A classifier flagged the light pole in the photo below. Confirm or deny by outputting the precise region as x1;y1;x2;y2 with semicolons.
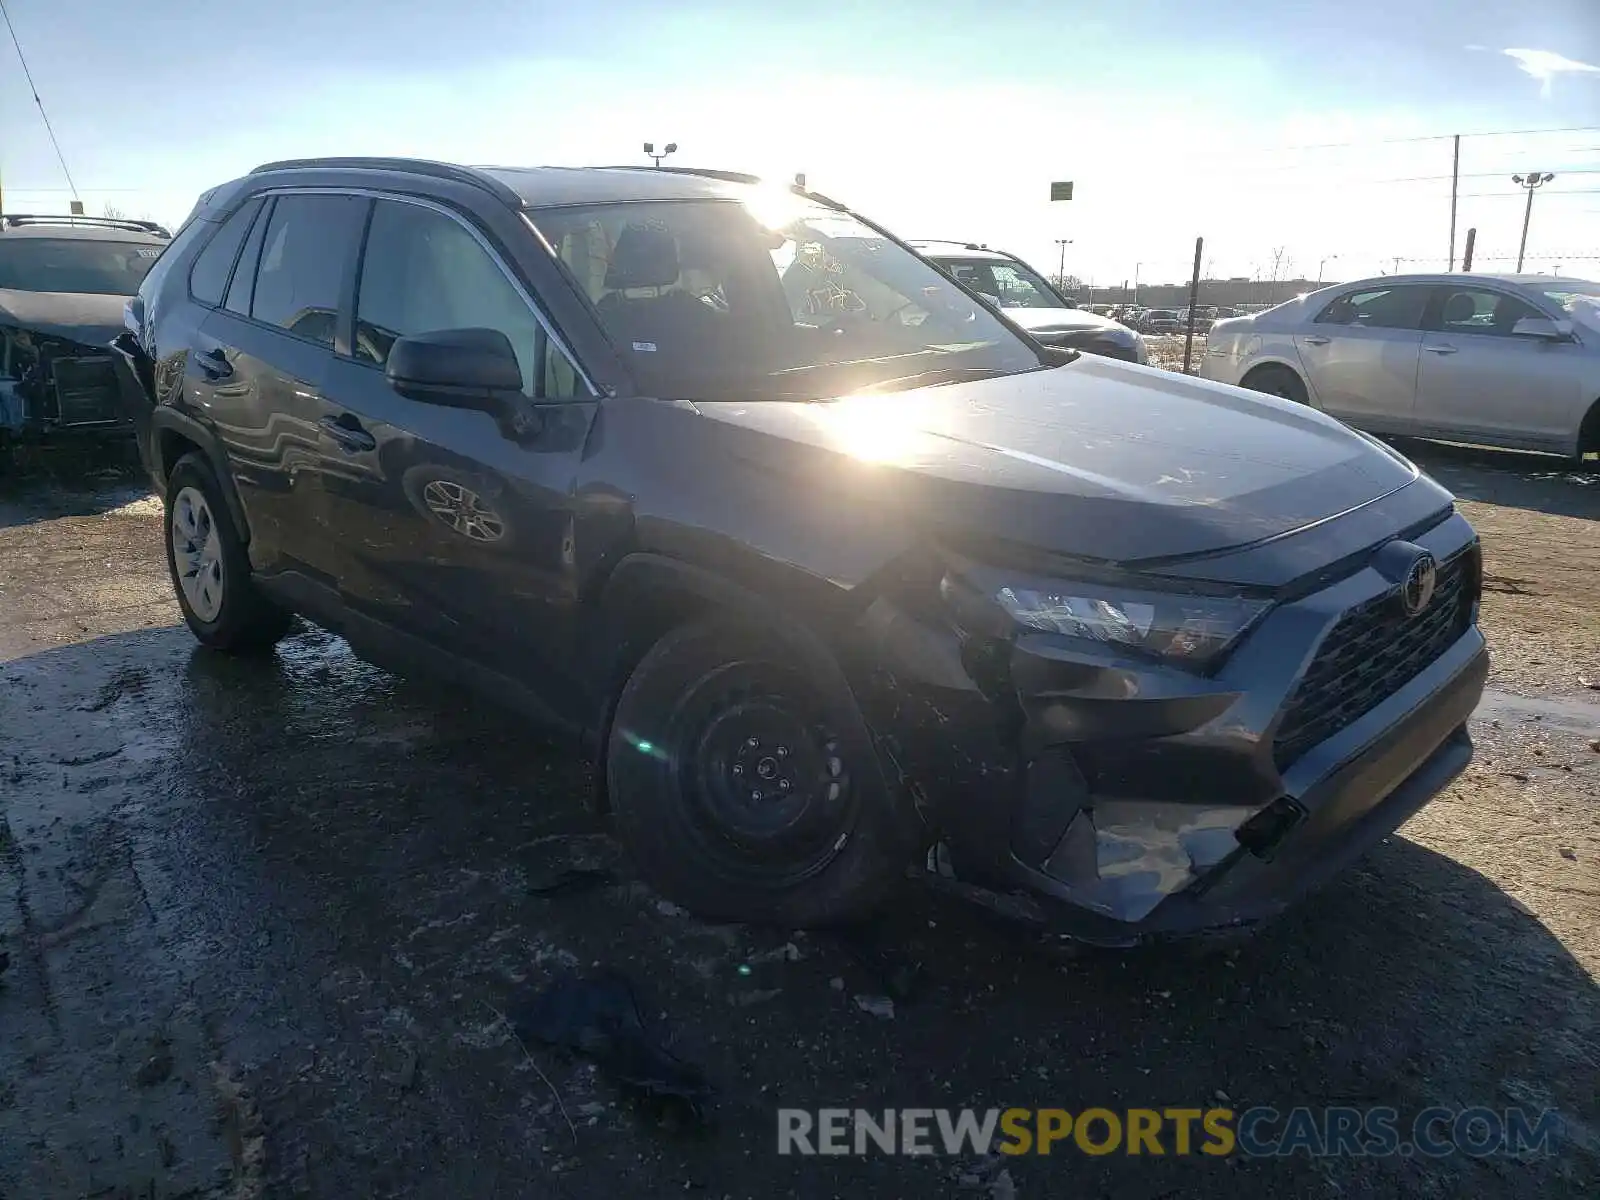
1133;262;1143;305
643;141;678;168
1318;255;1338;285
1512;172;1555;272
1055;239;1073;292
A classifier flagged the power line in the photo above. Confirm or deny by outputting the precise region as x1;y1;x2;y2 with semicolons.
1278;123;1600;151
1374;167;1600;184
0;0;80;204
1457;188;1600;198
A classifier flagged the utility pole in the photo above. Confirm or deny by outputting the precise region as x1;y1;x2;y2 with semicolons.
1391;256;1402;275
1182;237;1204;375
1448;134;1460;271
1055;239;1072;291
1512;172;1555;271
1462;228;1477;272
1318;255;1338;285
1133;263;1143;305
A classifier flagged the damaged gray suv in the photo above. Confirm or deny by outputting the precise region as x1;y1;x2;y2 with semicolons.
117;158;1488;942
1;213;169;455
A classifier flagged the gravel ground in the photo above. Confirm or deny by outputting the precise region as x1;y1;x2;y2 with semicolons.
1;443;1596;1199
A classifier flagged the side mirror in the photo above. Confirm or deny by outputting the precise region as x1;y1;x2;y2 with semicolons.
386;328;524;408
1510;316;1571;341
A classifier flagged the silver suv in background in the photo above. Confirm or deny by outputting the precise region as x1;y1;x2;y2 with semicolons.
1203;273;1600;461
911;241;1148;364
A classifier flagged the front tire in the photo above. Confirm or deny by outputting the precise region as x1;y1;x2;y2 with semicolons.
605;619;910;927
1243;364;1309;405
164;453;292;652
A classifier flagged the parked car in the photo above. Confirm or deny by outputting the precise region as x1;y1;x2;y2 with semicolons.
1203;273;1600;460
0;214;170;455
1139;309;1183;335
117;158;1487;941
910;241;1148;364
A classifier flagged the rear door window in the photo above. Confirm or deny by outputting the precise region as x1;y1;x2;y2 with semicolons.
224;198;272;317
1314;286;1429;331
188;198;263;306
248;194;367;347
1426;286;1545;337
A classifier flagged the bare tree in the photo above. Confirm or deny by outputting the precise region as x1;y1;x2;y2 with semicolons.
102;201;160;225
1267;246;1293;284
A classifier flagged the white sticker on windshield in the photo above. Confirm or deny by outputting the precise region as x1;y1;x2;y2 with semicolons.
632;341;658;352
135;248;161;257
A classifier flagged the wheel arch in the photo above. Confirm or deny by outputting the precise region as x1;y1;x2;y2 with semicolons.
150;407;251;543
1579;395;1600;457
1240;358;1307;388
1239;358;1316;406
584;551;864;811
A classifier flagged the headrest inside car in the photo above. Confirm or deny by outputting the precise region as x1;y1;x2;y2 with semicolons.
1442;293;1476;324
605;225;681;290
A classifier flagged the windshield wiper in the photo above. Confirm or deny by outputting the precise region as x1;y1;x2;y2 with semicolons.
856;365;1041;395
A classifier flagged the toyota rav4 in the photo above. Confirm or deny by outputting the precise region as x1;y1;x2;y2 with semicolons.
115;158;1488;941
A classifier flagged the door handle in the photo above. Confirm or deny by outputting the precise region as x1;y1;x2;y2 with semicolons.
196;346;233;380
1423;345;1458;355
1301;335;1330;346
319;413;376;452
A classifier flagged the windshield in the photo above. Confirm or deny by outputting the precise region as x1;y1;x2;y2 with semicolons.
531;197;1042;401
1533;281;1600;329
930;256;1066;310
0;238;162;296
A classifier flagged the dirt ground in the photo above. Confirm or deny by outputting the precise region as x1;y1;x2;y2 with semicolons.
1;440;1596;1199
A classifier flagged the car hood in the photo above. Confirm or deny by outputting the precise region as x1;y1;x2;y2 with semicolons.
691;357;1419;564
0;288;126;348
1003;306;1129;335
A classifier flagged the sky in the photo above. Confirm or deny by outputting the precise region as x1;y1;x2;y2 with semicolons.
2;0;1598;287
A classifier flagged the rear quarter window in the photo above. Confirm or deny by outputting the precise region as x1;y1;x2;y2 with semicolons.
187;198;264;306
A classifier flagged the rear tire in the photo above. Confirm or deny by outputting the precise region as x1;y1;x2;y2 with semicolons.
605;619;910;927
1577;400;1600;465
1243;364;1310;405
163;453;293;653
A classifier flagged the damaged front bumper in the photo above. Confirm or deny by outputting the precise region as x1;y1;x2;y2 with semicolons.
1;327;131;442
847;513;1488;944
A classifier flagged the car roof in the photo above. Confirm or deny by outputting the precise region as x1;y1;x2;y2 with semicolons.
1323;271;1595;291
0;214;170;242
482;165;766;207
245;157;784;209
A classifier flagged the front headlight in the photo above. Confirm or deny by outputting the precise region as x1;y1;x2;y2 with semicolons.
943;568;1270;668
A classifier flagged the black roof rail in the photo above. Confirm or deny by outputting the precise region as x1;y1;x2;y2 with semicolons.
247;156;523;206
1;213;171;237
593;165;767;186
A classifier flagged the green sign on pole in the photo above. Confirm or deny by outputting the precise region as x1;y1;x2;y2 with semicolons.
1050;181;1074;201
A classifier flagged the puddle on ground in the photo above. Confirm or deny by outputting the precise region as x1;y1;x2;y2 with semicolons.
1474;689;1600;736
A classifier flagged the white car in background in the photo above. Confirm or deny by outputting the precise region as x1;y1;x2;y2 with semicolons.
910;241;1149;364
1202;273;1600;460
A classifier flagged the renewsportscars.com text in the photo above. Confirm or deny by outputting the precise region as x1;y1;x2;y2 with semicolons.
776;1106;1563;1158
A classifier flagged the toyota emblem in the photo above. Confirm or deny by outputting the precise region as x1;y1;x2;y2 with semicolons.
1399;552;1438;616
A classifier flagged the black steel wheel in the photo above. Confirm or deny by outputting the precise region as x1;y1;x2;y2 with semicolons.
606;620;911;926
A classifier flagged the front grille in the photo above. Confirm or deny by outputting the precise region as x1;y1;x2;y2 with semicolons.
1273;548;1475;771
51;356;121;425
